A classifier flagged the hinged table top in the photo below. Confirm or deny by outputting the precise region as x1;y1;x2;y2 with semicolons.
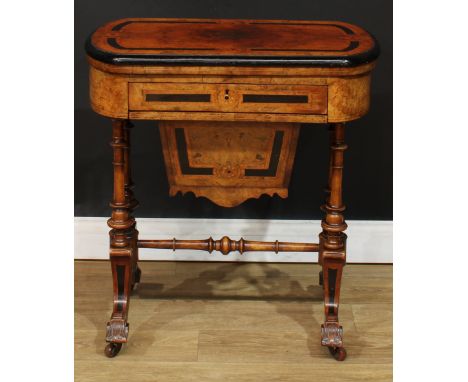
86;18;379;67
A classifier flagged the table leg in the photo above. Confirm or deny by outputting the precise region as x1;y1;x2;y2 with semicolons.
318;124;336;287
123;121;141;290
104;119;138;357
319;122;348;361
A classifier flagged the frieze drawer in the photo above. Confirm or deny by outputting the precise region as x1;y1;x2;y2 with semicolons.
129;83;327;115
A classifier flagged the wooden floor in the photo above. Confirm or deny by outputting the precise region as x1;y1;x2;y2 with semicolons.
75;261;392;382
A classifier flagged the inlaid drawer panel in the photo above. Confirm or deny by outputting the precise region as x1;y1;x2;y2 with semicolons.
159;121;300;207
229;84;327;114
128;83;327;115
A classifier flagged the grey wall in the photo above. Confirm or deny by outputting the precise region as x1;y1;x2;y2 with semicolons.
75;0;392;220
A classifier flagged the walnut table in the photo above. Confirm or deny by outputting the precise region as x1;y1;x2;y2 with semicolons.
85;18;379;360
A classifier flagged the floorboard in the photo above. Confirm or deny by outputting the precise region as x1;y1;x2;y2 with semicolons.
75;261;392;381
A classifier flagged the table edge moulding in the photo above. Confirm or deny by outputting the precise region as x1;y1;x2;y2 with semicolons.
85;17;380;361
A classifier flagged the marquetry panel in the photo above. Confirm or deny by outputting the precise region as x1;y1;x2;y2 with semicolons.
86;18;379;67
159;121;300;207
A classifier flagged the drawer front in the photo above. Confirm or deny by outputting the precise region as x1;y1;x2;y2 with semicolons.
129;83;220;112
227;84;327;114
128;83;327;114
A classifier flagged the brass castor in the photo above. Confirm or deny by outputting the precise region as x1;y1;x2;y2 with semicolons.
104;342;122;358
328;346;347;361
319;270;323;286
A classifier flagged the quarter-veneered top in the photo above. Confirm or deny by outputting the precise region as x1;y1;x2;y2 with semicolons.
86;18;379;67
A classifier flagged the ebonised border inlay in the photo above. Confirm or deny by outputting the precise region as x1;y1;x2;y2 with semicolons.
250;41;359;52
243;94;308;104
328;268;338;315
251;41;359;53
116;265;125;312
112;20;218;31
175;128;213;175
249;21;355;35
146;94;211;102
107;37;358;53
174;128;285;177
107;38;217;51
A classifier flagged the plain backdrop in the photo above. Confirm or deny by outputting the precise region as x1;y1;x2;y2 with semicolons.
74;0;393;220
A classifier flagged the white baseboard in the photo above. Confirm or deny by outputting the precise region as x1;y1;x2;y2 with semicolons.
74;217;392;263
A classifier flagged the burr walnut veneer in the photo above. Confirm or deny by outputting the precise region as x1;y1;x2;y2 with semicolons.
85;18;379;360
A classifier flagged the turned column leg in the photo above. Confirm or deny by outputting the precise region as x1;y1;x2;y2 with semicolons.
105;119;137;358
319;124;336;287
319;122;348;361
123;121;141;290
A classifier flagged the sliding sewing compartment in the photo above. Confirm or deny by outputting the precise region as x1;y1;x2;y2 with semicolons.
128;82;327;115
159;120;300;208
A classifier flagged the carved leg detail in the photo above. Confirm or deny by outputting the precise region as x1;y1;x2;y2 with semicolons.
319;243;347;361
320;244;346;354
319;123;347;361
106;318;129;343
105;119;138;358
106;255;132;347
321;322;343;348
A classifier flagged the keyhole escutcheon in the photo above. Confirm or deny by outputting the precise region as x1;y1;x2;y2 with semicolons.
224;89;229;100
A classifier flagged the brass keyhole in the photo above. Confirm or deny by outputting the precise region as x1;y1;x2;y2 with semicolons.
224;89;229;100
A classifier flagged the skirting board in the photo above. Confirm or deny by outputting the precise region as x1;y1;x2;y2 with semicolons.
74;217;392;263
